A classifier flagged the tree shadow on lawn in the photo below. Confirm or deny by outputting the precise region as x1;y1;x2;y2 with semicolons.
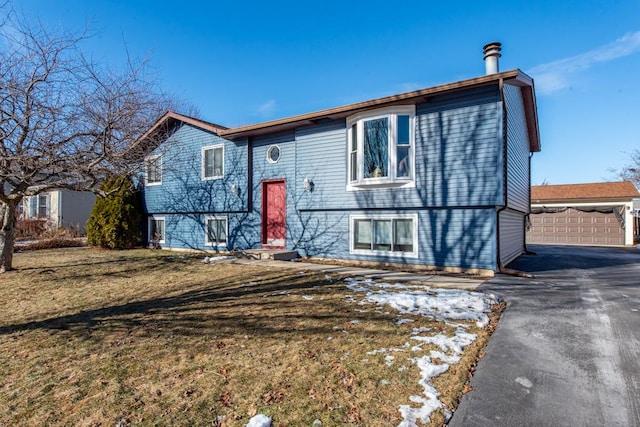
0;270;385;341
13;251;201;274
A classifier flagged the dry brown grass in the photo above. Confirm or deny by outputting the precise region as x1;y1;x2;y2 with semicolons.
0;248;500;426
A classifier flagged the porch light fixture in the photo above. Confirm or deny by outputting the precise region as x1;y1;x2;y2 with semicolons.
231;183;239;197
303;177;314;192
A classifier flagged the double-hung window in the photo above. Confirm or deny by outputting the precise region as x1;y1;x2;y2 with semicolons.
148;217;165;244
350;214;417;257
29;194;50;219
145;155;162;185
347;106;415;189
205;217;227;246
202;145;224;180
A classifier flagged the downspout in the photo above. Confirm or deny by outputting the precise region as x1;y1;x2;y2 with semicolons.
58;190;62;228
524;153;536;255
247;136;253;213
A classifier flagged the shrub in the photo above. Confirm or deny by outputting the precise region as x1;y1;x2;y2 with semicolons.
16;238;86;251
86;174;143;249
16;219;47;239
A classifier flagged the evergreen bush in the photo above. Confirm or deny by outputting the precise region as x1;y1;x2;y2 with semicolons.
86;174;143;249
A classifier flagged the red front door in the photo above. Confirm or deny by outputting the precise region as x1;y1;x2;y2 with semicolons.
262;180;286;248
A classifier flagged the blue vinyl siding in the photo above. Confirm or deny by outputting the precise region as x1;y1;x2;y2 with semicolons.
295;86;503;211
151;212;258;251
143;123;252;251
498;83;532;265
499;209;525;265
143;123;248;216
295;121;347;210
289;208;496;271
504;83;531;213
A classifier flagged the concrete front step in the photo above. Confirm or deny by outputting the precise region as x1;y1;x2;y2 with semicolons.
242;249;299;261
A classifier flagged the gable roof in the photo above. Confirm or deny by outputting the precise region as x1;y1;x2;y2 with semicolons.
130;111;228;158
218;69;540;152
135;69;541;154
531;181;640;202
138;111;227;142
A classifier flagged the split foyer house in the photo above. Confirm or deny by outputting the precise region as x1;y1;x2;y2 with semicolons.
139;43;541;275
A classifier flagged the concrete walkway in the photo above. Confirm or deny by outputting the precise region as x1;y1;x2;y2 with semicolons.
230;258;485;290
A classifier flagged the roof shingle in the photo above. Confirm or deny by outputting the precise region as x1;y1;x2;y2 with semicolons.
531;181;639;202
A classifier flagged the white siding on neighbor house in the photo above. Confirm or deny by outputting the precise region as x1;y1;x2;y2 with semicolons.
499;209;525;266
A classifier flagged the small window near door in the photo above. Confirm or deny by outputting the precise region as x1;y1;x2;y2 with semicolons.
148;217;165;244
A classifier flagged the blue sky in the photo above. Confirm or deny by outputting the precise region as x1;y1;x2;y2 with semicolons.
10;0;640;186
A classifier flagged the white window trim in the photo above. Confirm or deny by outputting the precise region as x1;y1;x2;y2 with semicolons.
266;144;281;164
205;216;228;247
349;213;418;258
29;193;51;219
148;216;166;244
145;154;163;186
346;105;416;191
202;144;225;180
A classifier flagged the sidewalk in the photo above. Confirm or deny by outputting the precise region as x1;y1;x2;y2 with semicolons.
231;258;485;290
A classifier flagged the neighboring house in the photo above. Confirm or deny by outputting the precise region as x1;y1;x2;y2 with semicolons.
139;43;541;276
21;189;96;230
528;181;639;246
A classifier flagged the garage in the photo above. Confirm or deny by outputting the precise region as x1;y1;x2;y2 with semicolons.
528;181;639;247
528;207;624;245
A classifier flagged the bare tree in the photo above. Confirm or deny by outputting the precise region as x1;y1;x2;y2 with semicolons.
0;8;171;272
616;149;640;190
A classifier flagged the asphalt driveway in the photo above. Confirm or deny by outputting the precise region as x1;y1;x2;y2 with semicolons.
450;245;640;427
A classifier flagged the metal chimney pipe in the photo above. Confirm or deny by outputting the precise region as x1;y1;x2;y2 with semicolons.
483;42;502;75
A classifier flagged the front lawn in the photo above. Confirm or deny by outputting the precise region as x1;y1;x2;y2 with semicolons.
0;248;501;426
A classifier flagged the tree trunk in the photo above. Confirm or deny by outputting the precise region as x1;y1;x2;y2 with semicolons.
0;201;18;273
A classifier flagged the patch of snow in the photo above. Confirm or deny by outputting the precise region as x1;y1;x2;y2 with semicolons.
515;376;533;388
397;318;415;325
350;319;360;324
345;277;495;426
380;379;391;385
202;256;236;263
302;295;314;300
245;414;271;427
345;278;496;328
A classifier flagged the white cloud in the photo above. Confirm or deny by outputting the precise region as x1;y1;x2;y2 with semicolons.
257;99;277;117
529;31;640;95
